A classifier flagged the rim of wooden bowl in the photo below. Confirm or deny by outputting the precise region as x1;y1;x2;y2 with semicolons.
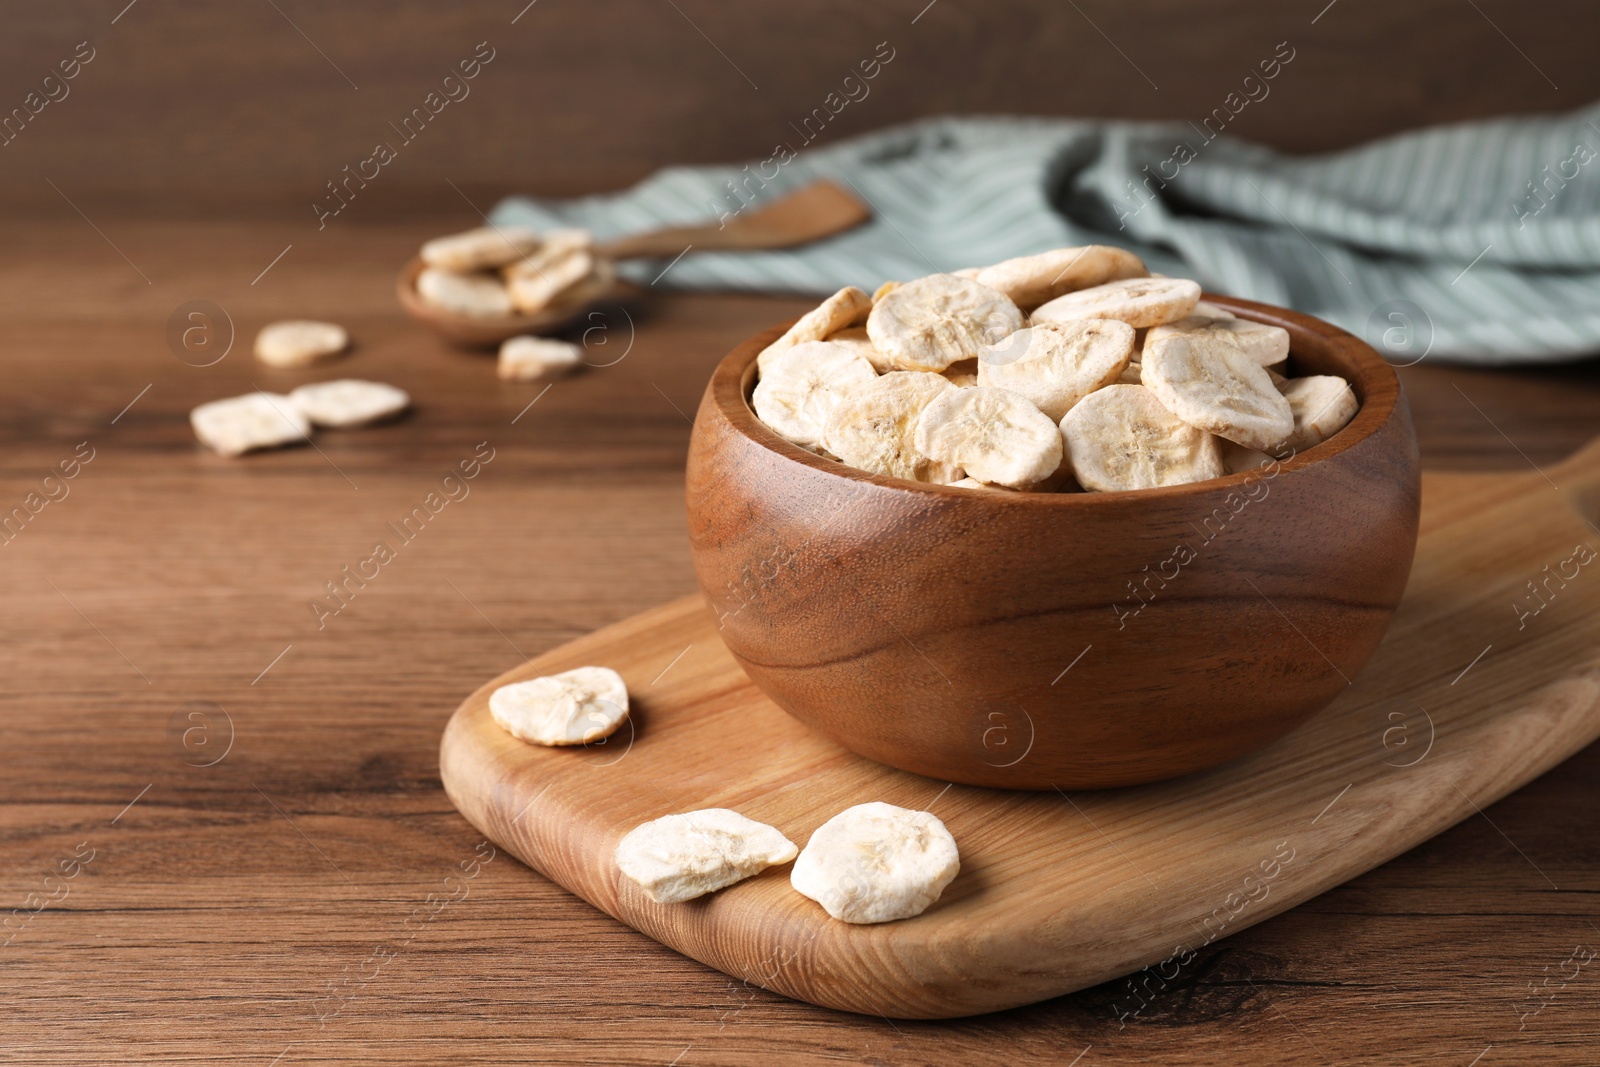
706;293;1406;505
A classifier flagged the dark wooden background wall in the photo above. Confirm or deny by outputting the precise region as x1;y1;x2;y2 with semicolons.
0;0;1591;220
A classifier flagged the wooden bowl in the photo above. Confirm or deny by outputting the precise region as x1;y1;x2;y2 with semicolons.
685;296;1421;790
395;256;627;348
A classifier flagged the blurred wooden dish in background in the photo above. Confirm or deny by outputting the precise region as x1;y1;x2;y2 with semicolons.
397;180;872;348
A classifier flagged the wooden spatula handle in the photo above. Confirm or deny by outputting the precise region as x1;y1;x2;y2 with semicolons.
597;180;871;261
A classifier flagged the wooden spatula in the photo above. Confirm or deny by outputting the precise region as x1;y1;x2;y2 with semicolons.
595;180;871;260
397;180;872;348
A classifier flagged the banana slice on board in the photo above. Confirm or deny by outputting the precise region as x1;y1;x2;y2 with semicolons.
790;802;959;924
488;665;629;746
614;809;798;905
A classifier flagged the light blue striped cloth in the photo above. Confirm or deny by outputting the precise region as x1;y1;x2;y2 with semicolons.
492;106;1600;363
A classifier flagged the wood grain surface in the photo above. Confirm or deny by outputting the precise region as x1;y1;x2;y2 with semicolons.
2;218;1600;1062
684;298;1420;789
0;1;1591;218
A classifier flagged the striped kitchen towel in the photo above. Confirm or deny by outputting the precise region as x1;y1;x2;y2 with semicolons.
491;105;1600;363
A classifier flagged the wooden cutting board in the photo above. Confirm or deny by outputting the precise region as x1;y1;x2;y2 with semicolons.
439;440;1600;1019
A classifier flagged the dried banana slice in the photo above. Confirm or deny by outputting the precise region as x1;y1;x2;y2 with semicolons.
942;358;979;387
190;392;311;456
914;386;1063;488
976;319;1135;420
866;275;1024;372
872;280;900;303
504;248;596;314
615;809;798;904
757;286;873;367
541;256;616;313
790;802;960;924
1031;277;1201;329
1140;331;1293;450
1191;300;1237;321
823;371;962;482
752;342;878;451
488;665;628;746
1061;384;1224;491
499;336;583;381
416;268;513;318
288;380;410;428
528;227;595;260
1149;316;1290;367
974;245;1148;311
1231;318;1291;366
758;326;886;376
254;320;349;368
1220;439;1277;474
420;225;542;271
820;325;894;374
1276;375;1359;453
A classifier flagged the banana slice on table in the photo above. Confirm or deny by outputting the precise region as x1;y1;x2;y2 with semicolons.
974;244;1148;311
914;385;1063;489
751;341;878;451
1140;330;1293;450
1276;375;1359;454
288;379;410;429
977;319;1135;420
1061;384;1224;491
823;371;962;483
866;275;1025;372
1031;277;1201;329
190;392;310;456
254;320;349;368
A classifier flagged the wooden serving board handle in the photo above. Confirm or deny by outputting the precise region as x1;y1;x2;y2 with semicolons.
440;441;1600;1018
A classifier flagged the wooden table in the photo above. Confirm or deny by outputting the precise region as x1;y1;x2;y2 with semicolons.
3;219;1598;1065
